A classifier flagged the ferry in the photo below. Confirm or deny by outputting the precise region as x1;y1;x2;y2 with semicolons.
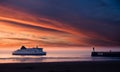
12;46;46;55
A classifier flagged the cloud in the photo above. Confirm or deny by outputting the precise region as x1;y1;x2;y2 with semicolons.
0;0;120;47
0;5;89;47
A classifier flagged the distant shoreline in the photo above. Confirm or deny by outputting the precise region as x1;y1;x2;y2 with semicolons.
0;61;120;72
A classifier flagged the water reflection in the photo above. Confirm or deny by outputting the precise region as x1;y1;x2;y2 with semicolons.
0;47;120;63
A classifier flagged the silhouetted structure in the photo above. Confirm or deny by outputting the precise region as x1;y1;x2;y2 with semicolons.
21;46;26;49
93;47;95;52
91;48;120;57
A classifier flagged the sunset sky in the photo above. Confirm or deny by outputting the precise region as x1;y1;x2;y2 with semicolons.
0;0;120;47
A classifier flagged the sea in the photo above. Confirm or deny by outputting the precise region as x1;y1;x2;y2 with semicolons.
0;47;120;63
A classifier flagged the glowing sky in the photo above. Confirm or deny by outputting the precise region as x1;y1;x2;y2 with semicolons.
0;0;120;47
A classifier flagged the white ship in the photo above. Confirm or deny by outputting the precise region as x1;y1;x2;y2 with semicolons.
12;46;46;55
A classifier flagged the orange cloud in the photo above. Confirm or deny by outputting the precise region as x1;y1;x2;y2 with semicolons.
0;5;89;47
0;4;118;47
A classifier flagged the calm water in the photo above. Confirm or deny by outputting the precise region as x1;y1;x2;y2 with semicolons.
0;47;120;63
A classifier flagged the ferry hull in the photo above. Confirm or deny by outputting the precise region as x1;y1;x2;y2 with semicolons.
12;52;46;56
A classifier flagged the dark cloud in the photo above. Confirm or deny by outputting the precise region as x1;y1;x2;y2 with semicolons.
1;0;120;46
2;38;79;46
2;0;120;21
1;0;120;18
0;0;4;2
0;20;69;34
3;38;32;41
